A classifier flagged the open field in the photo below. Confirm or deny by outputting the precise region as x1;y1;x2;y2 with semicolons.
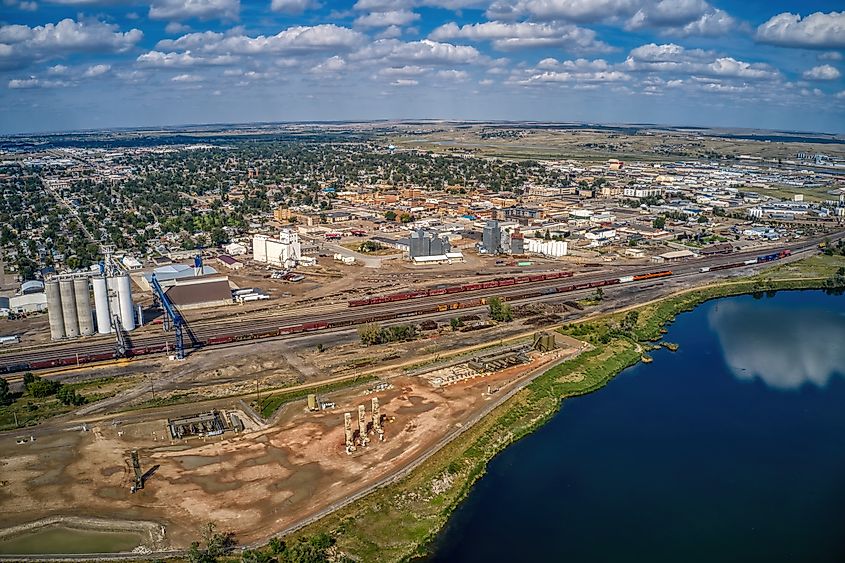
0;338;580;554
387;123;845;162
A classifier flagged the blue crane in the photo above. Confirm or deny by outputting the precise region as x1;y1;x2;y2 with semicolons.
150;273;185;360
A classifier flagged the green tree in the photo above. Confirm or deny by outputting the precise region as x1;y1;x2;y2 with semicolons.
268;537;286;555
488;297;513;322
0;377;10;406
620;310;639;333
188;523;235;563
27;378;61;398
358;323;382;346
450;318;463;331
653;216;666;229
384;210;397;221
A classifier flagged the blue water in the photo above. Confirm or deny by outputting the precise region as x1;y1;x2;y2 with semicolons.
426;290;845;563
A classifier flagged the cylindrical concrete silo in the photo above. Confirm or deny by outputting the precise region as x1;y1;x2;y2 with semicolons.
59;279;80;338
45;280;65;340
116;274;135;331
92;275;111;334
73;277;94;336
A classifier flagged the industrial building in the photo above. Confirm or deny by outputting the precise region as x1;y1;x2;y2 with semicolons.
139;263;219;290
408;228;451;259
45;272;136;340
216;254;244;270
526;238;569;258
252;229;302;268
163;276;233;310
481;220;502;254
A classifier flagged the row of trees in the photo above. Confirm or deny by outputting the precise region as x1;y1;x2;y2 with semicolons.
187;522;348;563
358;323;417;346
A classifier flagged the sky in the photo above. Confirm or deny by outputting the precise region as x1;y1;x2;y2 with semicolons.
0;0;843;134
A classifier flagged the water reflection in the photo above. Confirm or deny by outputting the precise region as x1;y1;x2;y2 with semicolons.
708;301;845;390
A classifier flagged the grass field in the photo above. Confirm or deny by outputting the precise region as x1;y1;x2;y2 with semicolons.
0;375;142;431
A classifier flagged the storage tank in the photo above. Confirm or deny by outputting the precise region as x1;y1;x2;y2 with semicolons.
73;277;94;336
59;279;80;338
92;275;111;334
45;280;65;340
116;274;135;331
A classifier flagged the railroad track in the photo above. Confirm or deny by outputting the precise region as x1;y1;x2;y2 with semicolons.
0;236;837;376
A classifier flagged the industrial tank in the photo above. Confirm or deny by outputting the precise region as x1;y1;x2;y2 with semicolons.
59;279;80;338
73;277;94;336
92;275;111;334
116;274;135;331
45;280;65;340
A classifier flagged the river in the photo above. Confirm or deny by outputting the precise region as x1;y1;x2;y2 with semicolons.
425;290;845;562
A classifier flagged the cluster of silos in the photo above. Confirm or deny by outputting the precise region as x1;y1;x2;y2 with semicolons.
45;274;135;340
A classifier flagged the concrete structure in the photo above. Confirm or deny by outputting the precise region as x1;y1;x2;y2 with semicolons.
526;238;568;258
115;274;135;331
344;412;355;454
510;232;525;255
372;397;383;441
92;276;111;334
358;404;369;447
533;332;557;352
481;220;502;254
59;279;80;339
252;229;302;268
45;280;65;340
408;228;451;259
73;277;94;337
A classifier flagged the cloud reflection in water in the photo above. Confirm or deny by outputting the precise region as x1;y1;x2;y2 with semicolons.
708;301;845;390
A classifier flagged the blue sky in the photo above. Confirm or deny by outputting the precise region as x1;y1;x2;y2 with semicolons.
0;1;843;134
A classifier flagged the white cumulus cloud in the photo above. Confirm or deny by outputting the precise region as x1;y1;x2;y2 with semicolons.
430;20;612;51
756;11;845;49
803;64;841;80
149;0;240;22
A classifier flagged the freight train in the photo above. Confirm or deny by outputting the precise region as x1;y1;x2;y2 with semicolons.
2;270;675;375
348;270;576;307
698;249;791;273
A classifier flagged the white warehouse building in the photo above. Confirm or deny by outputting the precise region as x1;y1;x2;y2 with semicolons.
253;229;302;268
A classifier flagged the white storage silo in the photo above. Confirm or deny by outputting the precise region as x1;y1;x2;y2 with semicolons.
116;274;135;331
92;275;111;334
59;279;80;338
73;277;94;336
45;280;66;340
